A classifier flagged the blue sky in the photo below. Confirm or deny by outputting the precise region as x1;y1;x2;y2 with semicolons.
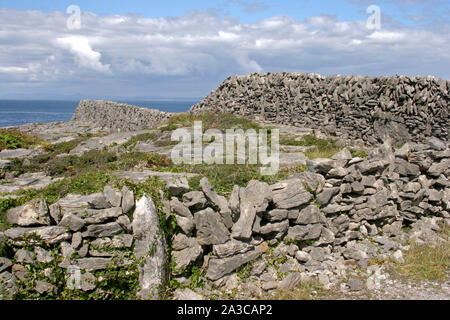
0;0;448;99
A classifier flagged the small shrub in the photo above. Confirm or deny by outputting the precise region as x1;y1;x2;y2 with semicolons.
0;129;42;150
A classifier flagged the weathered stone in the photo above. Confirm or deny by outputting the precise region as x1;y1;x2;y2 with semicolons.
103;185;122;207
259;220;289;238
34;280;55;294
199;178;233;228
60;241;75;258
194;208;230;245
279;272;303;290
80;272;97;291
295;251;311;263
7;199;50;227
327;167;348;178
83;222;123;238
296;205;326;225
182;191;207;210
322;203;353;214
121;186;135;214
356;159;389;175
289;171;325;193
0;258;13;273
165;176;190;196
58;213;85;231
71;232;82;249
286;224;322;241
15;248;34;264
316;187;339;206
172;238;203;273
0;271;17;298
271;179;312;209
264;209;289;222
206;248;262;281
306;158;335;174
75;257;113;271
228;185;240;221
35;247;54;263
175;215;195;235
132;195;168;300
117;215;132;232
173;288;206;300
427;137;446;151
394;159;421;177
232;180;272;239
390;250;405;264
347;278;365;291
87;193;110;209
213;240;254;258
170;198;192;218
49;203;61;224
4;226;71;244
428;159;450;177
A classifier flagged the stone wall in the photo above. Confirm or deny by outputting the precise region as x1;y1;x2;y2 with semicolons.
167;137;449;288
190;73;450;145
1;138;449;298
71;100;173;132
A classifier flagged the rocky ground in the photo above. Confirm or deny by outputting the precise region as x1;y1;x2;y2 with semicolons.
0;115;449;300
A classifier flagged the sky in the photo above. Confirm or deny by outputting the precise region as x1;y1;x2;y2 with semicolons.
0;0;449;100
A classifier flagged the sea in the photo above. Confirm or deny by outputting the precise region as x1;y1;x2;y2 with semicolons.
0;100;198;128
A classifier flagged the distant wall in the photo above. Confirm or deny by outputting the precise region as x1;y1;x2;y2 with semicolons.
190;73;450;145
71;100;173;132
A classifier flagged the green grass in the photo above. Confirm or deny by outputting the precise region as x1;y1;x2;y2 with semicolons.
397;224;449;282
269;281;327;300
0;129;43;150
160;112;262;132
122;133;158;149
280;134;342;159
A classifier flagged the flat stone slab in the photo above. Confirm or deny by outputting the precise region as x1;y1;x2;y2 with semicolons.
114;169;198;183
0;148;38;160
0;172;62;194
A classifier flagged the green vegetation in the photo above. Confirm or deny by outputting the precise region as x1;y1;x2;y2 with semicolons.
269;281;327;300
0;129;43;150
396;224;449;282
160;112;262;132
280;134;342;159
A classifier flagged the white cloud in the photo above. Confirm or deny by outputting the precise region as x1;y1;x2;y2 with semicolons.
56;36;111;74
0;8;448;99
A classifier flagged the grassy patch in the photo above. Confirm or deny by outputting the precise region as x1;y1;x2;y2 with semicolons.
160;112;262;132
122;133;158;149
349;148;368;158
397;243;449;282
280;134;341;159
0;129;43;150
270;281;326;300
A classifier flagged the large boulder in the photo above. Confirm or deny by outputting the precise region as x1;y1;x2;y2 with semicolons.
132;195;168;300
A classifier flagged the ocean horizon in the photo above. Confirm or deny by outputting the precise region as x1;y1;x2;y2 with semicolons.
0;99;198;128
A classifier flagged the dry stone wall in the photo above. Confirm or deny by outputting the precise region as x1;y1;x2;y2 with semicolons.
71;100;173;132
190;73;450;145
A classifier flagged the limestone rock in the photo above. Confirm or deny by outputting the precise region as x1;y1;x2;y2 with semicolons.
194;208;230;245
7;199;50;227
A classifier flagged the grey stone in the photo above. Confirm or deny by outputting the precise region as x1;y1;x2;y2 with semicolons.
7;199;50;227
286;224;322;241
121;186;135;214
58;213;85;231
60;241;75;258
172;239;203;273
356;159;389;175
49;203;61;224
327;167;348;178
228;185;240;221
271;179;312;209
71;232;82;249
83;222;123;238
35;247;54;263
306;158;335;174
173;288;206;300
75;257;113;271
264;209;289;222
394;159;421;177
87;193;110;209
0;258;13;273
296;205;326;225
322;203;353;214
259;220;289;238
347;278;365;291
0;271;17;298
427;137;446;151
232;180;272;239
103;185;122;207
199;178;233;228
35;280;55;294
4;226;71;244
289;171;325;193
295;251;311;263
117;215;132;232
182;191;207;210
15;248;34;264
390;250;404;264
175;215;195;235
279;273;303;290
132;195;168;300
213;240;254;258
194;208;230;245
170;197;192;218
80;272;97;291
206;248;262;281
164;175;190;196
316;187;339;206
